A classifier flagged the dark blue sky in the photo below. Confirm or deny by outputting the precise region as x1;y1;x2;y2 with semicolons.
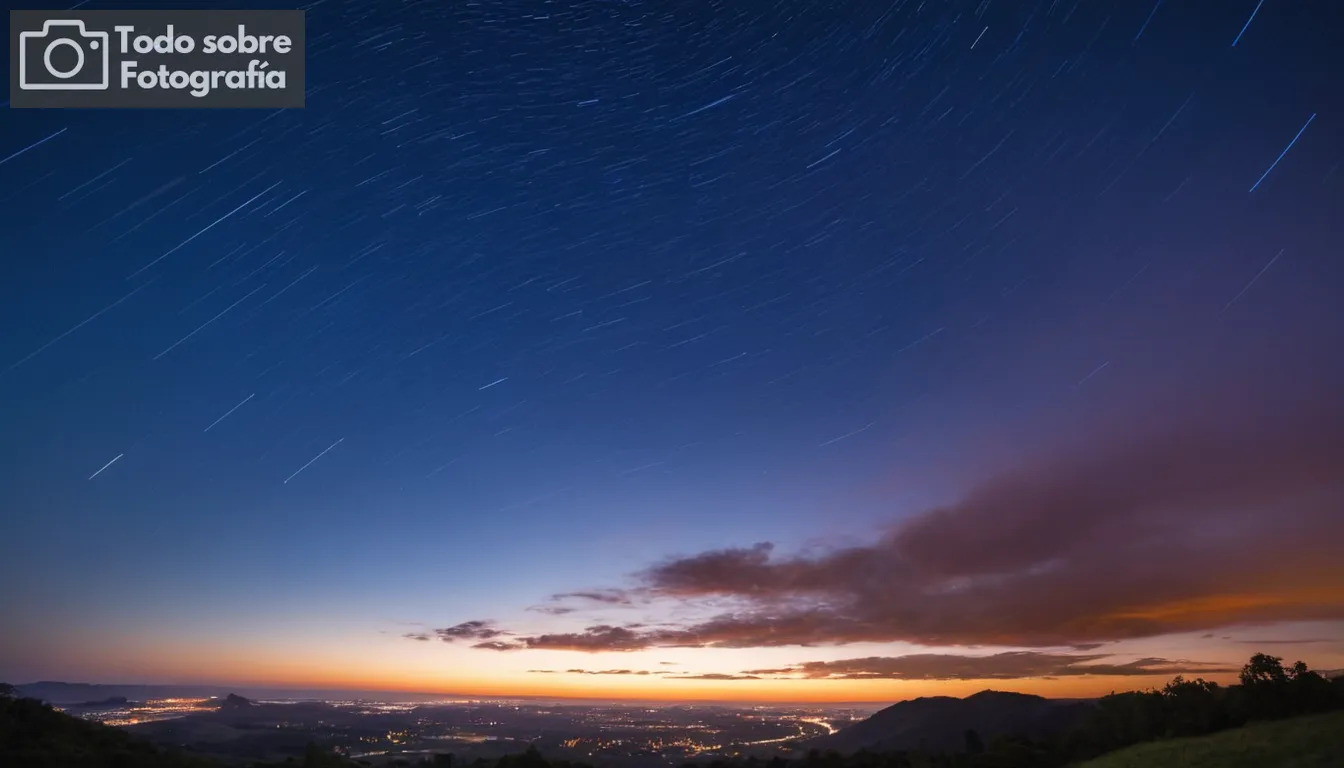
2;0;1342;696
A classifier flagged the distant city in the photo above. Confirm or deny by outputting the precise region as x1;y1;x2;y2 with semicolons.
35;685;872;767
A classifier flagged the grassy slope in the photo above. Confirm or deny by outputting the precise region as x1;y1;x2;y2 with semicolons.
1078;710;1344;768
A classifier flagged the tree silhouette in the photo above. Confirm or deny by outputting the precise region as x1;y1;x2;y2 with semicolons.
1240;653;1289;687
1160;675;1223;736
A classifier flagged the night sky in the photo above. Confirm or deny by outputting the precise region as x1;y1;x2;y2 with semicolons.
2;0;1343;701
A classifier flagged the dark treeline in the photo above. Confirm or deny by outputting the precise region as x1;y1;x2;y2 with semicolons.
3;654;1342;768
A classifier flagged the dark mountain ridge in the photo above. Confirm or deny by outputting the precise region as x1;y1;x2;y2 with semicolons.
813;689;1092;753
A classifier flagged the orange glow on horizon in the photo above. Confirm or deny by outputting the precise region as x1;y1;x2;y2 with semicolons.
45;621;1343;705
108;664;1246;703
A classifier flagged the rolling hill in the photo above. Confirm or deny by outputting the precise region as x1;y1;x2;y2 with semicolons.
812;689;1091;753
1077;709;1344;767
0;693;222;768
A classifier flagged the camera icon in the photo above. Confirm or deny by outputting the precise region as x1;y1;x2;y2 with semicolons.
18;19;110;90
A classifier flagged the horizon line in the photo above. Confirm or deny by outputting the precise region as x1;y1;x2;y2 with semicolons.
10;678;1133;707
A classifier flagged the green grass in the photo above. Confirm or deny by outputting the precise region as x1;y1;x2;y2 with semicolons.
1077;710;1344;768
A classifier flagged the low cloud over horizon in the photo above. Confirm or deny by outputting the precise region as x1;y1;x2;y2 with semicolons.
528;668;668;676
523;653;1239;683
741;652;1238;681
410;375;1344;671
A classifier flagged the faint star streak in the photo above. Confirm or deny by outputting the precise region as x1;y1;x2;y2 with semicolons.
204;394;256;432
1077;361;1110;387
819;421;877;448
0;128;67;167
128;181;283;278
284;438;345;484
1231;0;1266;47
2;280;156;376
153;285;267;360
1133;0;1162;43
89;454;123;480
1224;249;1285;311
1249;113;1317;193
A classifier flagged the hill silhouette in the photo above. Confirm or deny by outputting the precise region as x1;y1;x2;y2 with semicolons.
0;692;223;768
216;693;256;710
816;689;1089;753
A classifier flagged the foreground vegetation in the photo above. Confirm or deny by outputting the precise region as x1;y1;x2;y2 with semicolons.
3;653;1342;767
0;689;220;768
1076;709;1344;768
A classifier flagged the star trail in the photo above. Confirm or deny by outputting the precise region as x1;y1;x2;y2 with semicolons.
2;0;1342;701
